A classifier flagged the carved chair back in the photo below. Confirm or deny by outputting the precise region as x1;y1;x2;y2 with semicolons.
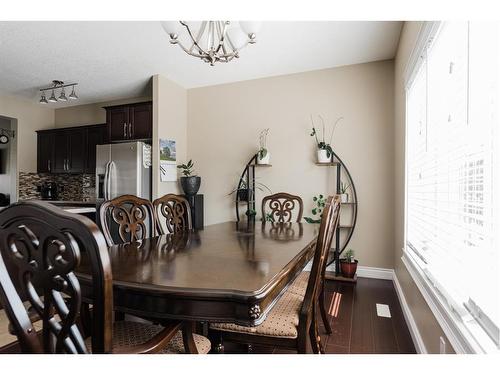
261;192;304;223
298;195;341;335
153;194;192;235
99;195;155;246
0;201;113;353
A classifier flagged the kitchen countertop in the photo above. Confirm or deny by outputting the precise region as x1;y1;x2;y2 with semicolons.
16;200;97;214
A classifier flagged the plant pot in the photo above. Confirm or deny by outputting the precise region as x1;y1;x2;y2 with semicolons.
180;176;201;196
237;188;251;202
257;151;271;165
340;259;358;279
317;149;331;163
340;193;349;203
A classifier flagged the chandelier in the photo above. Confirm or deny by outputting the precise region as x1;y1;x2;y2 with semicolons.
39;80;78;104
161;21;261;66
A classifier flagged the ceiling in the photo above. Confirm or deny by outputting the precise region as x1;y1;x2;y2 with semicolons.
0;21;402;107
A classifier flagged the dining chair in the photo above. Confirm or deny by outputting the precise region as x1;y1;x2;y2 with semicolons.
0;201;210;354
99;194;155;246
153;194;192;235
210;195;341;354
261;192;304;223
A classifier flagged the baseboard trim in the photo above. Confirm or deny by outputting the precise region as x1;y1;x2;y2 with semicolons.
392;271;428;353
356;266;394;280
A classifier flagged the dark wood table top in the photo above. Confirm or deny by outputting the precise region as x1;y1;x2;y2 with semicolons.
77;221;318;325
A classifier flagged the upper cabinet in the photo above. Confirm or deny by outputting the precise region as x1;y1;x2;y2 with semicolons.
104;102;152;142
36;124;107;174
37;132;54;173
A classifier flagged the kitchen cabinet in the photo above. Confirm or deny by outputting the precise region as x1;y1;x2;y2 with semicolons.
37;132;54;173
85;124;108;173
36;124;107;174
104;102;152;142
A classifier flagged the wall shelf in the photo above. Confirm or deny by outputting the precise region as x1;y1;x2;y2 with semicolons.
315;152;358;276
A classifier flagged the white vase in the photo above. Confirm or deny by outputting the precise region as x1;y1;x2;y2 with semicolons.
317;149;330;163
340;193;349;203
257;151;271;164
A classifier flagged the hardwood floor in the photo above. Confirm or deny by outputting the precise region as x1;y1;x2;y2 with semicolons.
221;277;416;354
0;277;416;354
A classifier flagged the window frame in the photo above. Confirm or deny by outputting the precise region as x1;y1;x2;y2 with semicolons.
403;21;498;354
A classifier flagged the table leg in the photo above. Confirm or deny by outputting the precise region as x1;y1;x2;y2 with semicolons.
182;321;199;354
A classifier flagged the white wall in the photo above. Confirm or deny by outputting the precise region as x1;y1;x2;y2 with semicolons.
152;74;187;198
187;61;395;269
0;94;55;175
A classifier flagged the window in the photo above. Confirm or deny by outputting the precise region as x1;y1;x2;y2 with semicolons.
405;21;499;352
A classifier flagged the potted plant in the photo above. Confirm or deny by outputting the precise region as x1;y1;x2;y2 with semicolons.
340;249;358;278
177;159;201;196
340;181;351;203
304;194;326;224
257;128;270;165
310;115;343;163
229;176;271;202
245;209;257;218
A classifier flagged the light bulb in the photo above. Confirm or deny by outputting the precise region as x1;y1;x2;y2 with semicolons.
161;21;180;37
48;89;58;102
227;27;248;50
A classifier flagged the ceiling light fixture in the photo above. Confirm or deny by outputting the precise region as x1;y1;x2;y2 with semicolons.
161;21;261;66
39;80;78;104
39;90;48;104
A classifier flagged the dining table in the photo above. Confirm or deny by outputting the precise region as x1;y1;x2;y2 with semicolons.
76;221;319;328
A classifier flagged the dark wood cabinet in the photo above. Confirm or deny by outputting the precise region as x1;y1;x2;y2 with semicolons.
37;132;54;173
107;106;129;142
85;124;107;173
104;102;152;142
37;124;107;174
67;128;87;173
52;131;69;173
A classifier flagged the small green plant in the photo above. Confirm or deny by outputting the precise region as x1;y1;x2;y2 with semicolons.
340;181;351;194
263;212;275;222
258;128;269;160
304;194;326;224
343;249;355;262
245;209;257;217
310;115;343;158
177;159;195;177
228;175;272;196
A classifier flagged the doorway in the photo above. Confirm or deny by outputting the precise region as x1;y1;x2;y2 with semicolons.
0;115;18;206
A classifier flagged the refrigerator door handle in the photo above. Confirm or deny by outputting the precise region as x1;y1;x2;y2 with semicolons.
123;123;127;139
103;161;109;200
108;161;115;199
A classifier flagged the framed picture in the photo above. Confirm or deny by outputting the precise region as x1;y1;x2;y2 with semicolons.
159;139;177;182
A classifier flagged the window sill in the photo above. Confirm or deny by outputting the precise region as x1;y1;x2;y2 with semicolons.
401;249;497;353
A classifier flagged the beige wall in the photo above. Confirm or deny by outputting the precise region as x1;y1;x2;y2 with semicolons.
152;75;187;198
0;94;55;175
393;22;454;354
187;61;395;269
54;96;152;127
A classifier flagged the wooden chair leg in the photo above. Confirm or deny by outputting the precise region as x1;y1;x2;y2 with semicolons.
181;321;199;354
319;282;332;334
309;315;324;354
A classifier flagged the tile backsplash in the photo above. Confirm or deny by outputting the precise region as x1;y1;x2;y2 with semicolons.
18;172;96;201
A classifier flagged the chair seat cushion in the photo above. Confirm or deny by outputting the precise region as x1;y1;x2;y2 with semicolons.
210;291;304;338
287;271;309;297
85;321;211;354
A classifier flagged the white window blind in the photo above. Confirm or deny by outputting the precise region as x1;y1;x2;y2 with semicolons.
406;21;499;350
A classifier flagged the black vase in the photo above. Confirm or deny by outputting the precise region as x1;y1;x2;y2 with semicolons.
237;188;251;202
180;176;201;196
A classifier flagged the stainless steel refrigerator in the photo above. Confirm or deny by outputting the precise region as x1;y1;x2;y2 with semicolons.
96;141;152;202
